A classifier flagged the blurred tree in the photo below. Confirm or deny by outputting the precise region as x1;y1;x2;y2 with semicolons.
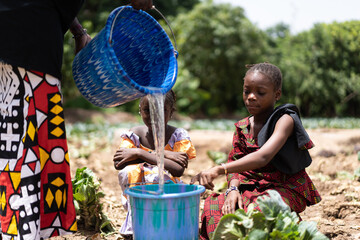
77;0;200;30
61;0;360;118
277;21;360;117
171;0;269;116
153;0;200;18
266;23;291;40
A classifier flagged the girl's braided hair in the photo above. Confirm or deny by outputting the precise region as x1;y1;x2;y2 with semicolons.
245;62;282;91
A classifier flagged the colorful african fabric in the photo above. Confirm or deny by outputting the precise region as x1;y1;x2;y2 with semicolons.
0;62;77;239
117;128;196;236
199;116;321;240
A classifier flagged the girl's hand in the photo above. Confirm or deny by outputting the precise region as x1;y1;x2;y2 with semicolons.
222;191;242;215
190;166;222;190
164;151;189;168
131;0;153;10
113;148;139;169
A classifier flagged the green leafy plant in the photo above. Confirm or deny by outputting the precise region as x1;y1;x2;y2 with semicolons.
213;181;228;194
212;190;328;240
207;150;228;164
72;167;115;234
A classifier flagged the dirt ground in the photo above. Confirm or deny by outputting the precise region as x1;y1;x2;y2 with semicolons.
56;110;360;240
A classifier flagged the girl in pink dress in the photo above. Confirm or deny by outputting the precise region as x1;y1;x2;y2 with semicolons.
113;90;196;238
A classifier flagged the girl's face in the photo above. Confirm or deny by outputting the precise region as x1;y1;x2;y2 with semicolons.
243;71;281;117
139;98;151;129
139;97;173;131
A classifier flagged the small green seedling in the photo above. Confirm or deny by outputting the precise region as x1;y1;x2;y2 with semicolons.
207;150;227;164
72;167;115;235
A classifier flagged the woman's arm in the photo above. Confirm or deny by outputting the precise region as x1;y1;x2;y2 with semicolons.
131;0;153;10
69;18;92;54
191;114;294;189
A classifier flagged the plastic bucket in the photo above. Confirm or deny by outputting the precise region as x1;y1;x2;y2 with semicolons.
72;6;178;108
125;184;205;240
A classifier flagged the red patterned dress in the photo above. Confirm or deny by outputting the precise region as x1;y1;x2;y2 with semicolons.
0;63;77;239
199;116;321;239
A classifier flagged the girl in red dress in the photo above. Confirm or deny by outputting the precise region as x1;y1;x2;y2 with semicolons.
190;63;321;240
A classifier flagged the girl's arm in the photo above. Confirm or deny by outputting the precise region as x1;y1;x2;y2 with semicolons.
164;150;189;168
114;148;187;177
191;114;294;189
113;148;144;170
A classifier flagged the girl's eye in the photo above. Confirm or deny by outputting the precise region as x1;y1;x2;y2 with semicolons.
243;90;249;94
258;92;266;96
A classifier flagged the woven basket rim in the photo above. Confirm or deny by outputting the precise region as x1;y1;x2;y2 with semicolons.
104;6;177;95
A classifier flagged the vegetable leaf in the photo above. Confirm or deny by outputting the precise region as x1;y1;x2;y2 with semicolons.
71;167;115;234
207;150;228;164
212;190;328;239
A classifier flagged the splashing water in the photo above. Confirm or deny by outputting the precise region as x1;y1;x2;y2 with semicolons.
148;93;165;194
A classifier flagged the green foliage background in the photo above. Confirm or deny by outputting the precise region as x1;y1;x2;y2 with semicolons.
62;0;360;118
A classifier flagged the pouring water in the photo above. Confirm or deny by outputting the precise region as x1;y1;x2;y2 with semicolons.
148;92;165;194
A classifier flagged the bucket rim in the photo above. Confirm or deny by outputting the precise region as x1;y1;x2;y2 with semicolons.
104;6;178;95
124;184;205;199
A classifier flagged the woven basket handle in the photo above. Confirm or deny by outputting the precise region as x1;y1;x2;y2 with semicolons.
151;6;178;58
109;5;178;58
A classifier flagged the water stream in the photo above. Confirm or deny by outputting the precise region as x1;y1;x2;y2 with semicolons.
148;93;165;194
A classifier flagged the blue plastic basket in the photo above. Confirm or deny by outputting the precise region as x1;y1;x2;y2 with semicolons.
72;6;178;108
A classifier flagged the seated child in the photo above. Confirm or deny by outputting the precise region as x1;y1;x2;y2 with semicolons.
190;63;321;240
113;90;196;238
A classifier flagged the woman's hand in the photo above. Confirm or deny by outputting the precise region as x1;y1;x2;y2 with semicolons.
113;148;139;169
131;0;153;10
74;33;91;54
69;18;92;55
164;151;188;168
190;166;222;190
222;191;242;215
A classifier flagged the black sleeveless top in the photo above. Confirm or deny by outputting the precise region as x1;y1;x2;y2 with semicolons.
0;0;84;79
258;104;313;174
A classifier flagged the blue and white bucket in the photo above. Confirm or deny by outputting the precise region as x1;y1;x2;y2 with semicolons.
72;6;178;108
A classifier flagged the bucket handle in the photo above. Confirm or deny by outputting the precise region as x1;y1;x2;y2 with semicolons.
109;5;178;58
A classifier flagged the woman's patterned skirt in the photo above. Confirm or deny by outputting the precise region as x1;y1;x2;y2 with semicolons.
0;62;77;239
